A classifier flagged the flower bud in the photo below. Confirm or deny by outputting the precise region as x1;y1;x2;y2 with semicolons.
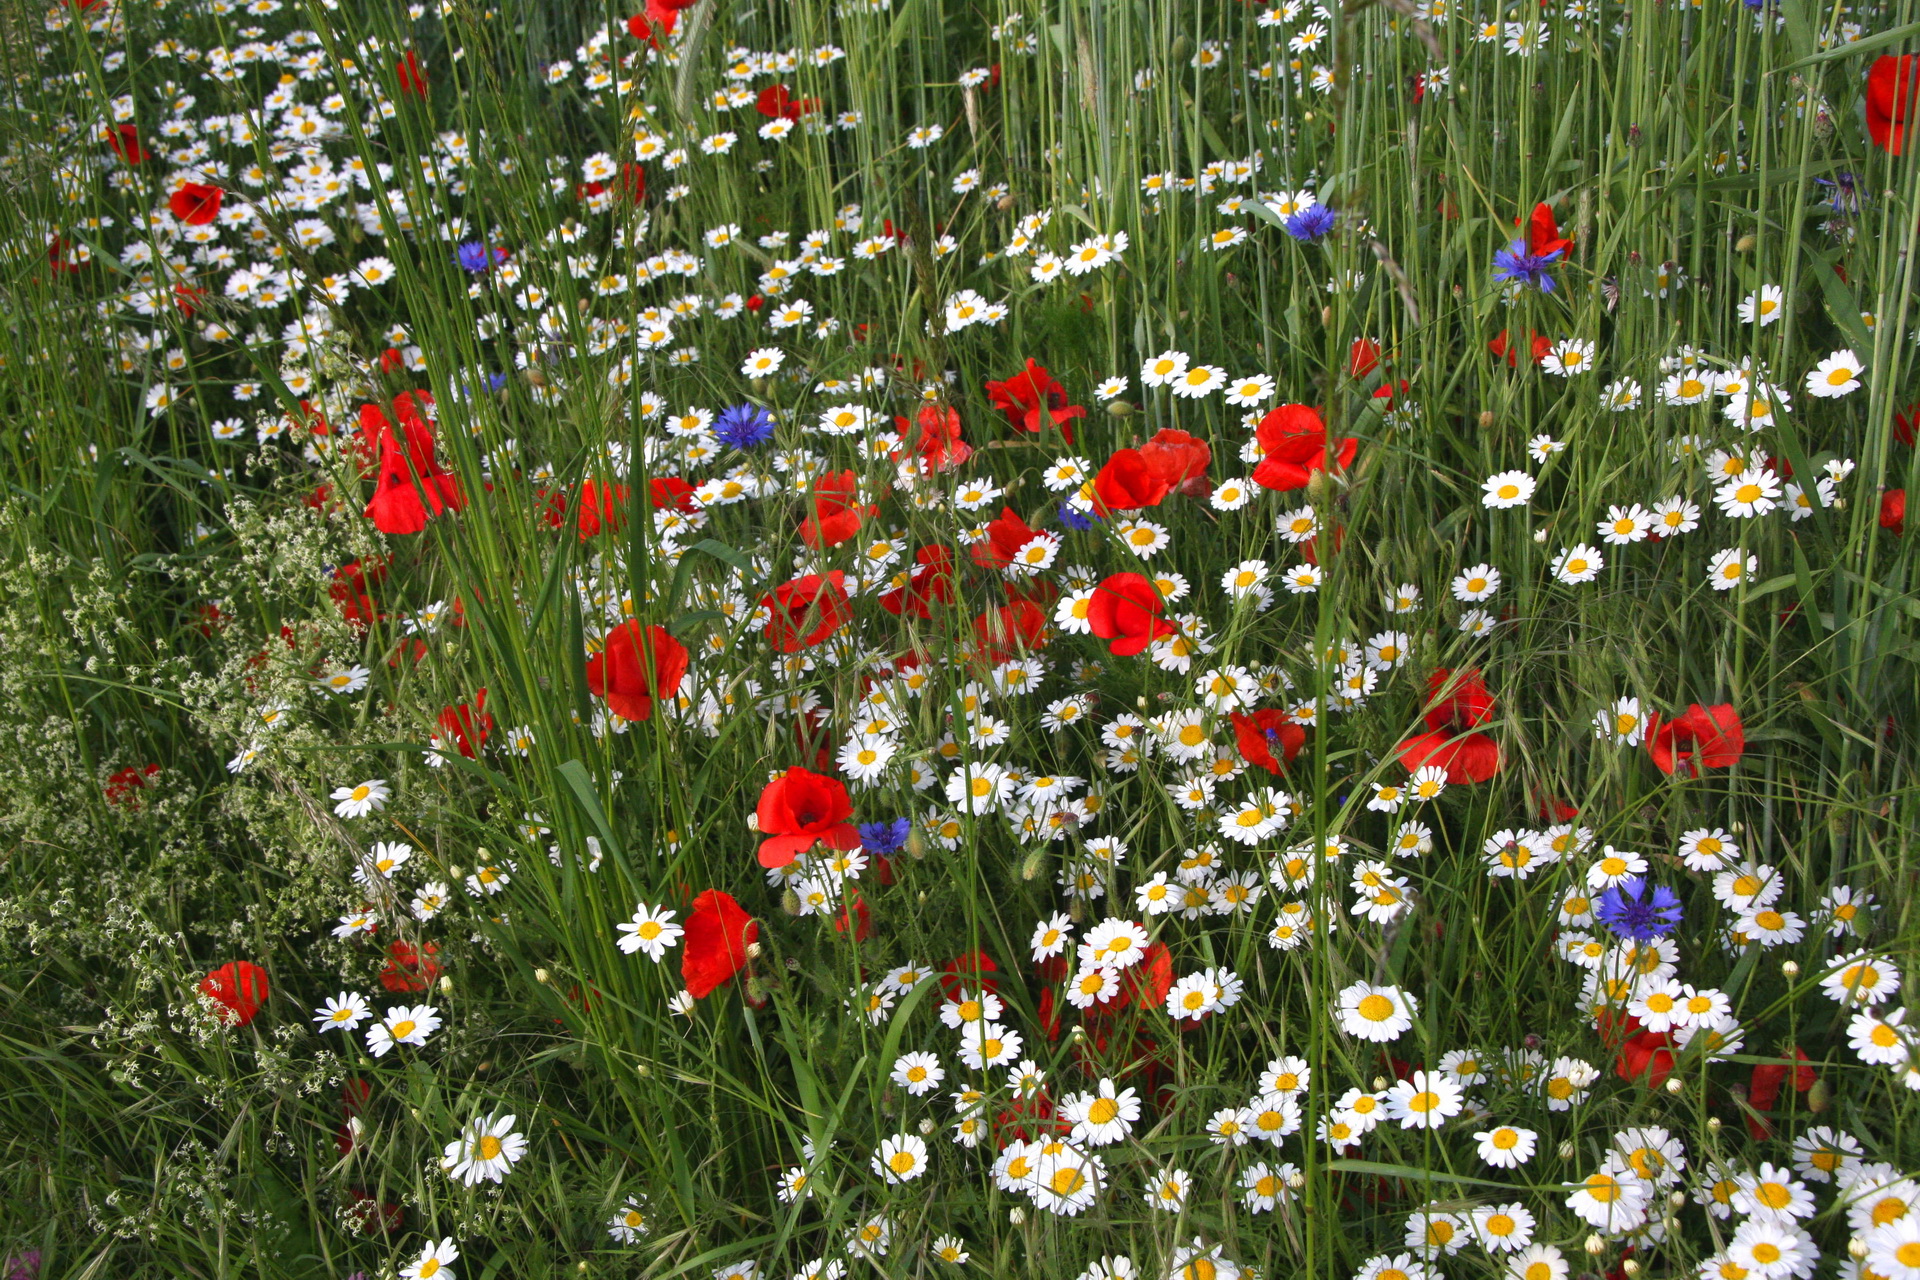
1373;1077;1388;1091
747;941;764;960
1585;1235;1605;1256
1558;1140;1576;1159
1106;399;1135;418
1020;847;1048;881
1478;411;1495;428
534;967;551;984
1735;233;1756;253
1707;1116;1722;1132
782;889;803;916
1008;1207;1027;1225
1669;1191;1688;1208
918;1118;936;1136
1808;1077;1833;1113
636;1061;651;1078
1622;1260;1641;1276
438;975;454;993
1781;960;1800;978
1850;1239;1870;1260
1665;1076;1684;1095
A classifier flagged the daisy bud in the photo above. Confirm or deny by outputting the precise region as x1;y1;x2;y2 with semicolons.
1008;1207;1026;1225
1532;528;1548;543
448;865;464;880
747;941;764;960
1286;1170;1307;1189
438;975;453;993
1557;1140;1576;1159
534;968;551;984
1669;1191;1688;1209
918;1118;936;1136
636;1062;651;1078
1665;1076;1684;1095
1622;1261;1641;1276
1851;1240;1870;1260
1707;1116;1722;1132
1372;1077;1387;1091
1584;1235;1605;1256
1781;960;1800;978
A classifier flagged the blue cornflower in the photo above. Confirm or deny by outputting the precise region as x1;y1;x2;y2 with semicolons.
1057;501;1098;531
1492;239;1562;292
857;818;911;856
714;403;777;449
485;372;508;392
455;241;497;273
1282;204;1337;242
1594;876;1684;942
1814;172;1861;214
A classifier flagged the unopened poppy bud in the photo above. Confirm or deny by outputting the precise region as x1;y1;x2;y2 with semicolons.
1020;847;1048;881
782;889;803;916
1106;399;1135;418
1584;1235;1605;1256
745;975;767;1003
907;828;927;859
1809;1078;1832;1112
1735;233;1756;253
1781;960;1800;978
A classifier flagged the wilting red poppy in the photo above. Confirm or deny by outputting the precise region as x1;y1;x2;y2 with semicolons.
396;50;428;98
586;621;688;722
879;545;957;619
1230;710;1305;774
1867;55;1919;154
200;961;269;1026
1881;489;1906;534
755;765;860;869
683;889;757;999
1087;573;1175;657
437;689;492;759
1251;403;1357;492
168;182;224;226
1644;703;1744;777
576;479;630;540
1615;1028;1676;1088
799;470;872;548
105;123;147;164
973;600;1048;664
379;941;442;993
1395;667;1501;783
764;571;852;652
895;404;972;474
984;359;1085;443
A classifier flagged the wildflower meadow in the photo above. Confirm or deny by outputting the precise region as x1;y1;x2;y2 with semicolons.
4;0;1920;1276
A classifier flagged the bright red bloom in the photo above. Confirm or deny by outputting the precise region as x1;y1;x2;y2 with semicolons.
764;571;852;652
972;506;1043;571
587;621;688;722
895;404;972;474
1525;202;1572;258
1086;573;1175;657
755;84;817;121
1092;449;1172;512
105;763;161;807
984;359;1084;443
576;480;630;540
939;950;1000;1000
1746;1047;1817;1138
1644;703;1744;777
1395;667;1501;783
379;941;442;993
1615;1028;1677;1087
755;765;860;869
649;476;698;512
1488;329;1553;367
329;559;384;633
878;545;957;618
1251;403;1357;492
683;890;757;999
1349;337;1381;378
1882;489;1906;534
1230;710;1305;774
973;600;1048;664
1867;55;1920;154
799;470;872;548
396;50;428;97
1895;403;1920;448
169;182;224;226
200;961;269;1026
437;689;492;759
362;395;462;534
832;891;871;942
105;124;147;164
47;234;82;274
1141;428;1213;498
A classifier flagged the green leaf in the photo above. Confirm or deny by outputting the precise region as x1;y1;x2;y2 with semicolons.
1778;19;1920;70
557;758;624;860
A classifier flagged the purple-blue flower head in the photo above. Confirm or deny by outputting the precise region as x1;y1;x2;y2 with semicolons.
857;817;911;856
1282;204;1337;242
456;241;498;273
714;403;777;449
1057;500;1098;531
1493;238;1561;292
1595;876;1683;941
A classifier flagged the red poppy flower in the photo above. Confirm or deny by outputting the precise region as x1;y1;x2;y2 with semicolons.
1867;55;1920;154
200;961;269;1026
1082;942;1173;1025
939;950;1000;1001
1140;428;1213;498
984;359;1084;443
799;470;872;548
1230;710;1305;774
437;689;492;759
47;234;82;274
379;941;442;993
1746;1048;1816;1138
168;182;224;226
683;889;757;999
833;891;871;942
586;621;688;722
895;404;972;474
1525;202;1572;258
1092;449;1173;512
1395;667;1501;783
1086;573;1175;657
878;544;957;619
649;476;697;511
105;762;161;807
105;123;147;164
1488;329;1553;367
366;458;462;534
1644;703;1744;777
1615;1028;1677;1087
1881;489;1906;535
1250;403;1357;492
763;571;852;652
396;50;428;97
576;479;630;540
973;600;1048;664
972;506;1043;571
755;84;817;121
755;765;861;869
1349;337;1381;378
